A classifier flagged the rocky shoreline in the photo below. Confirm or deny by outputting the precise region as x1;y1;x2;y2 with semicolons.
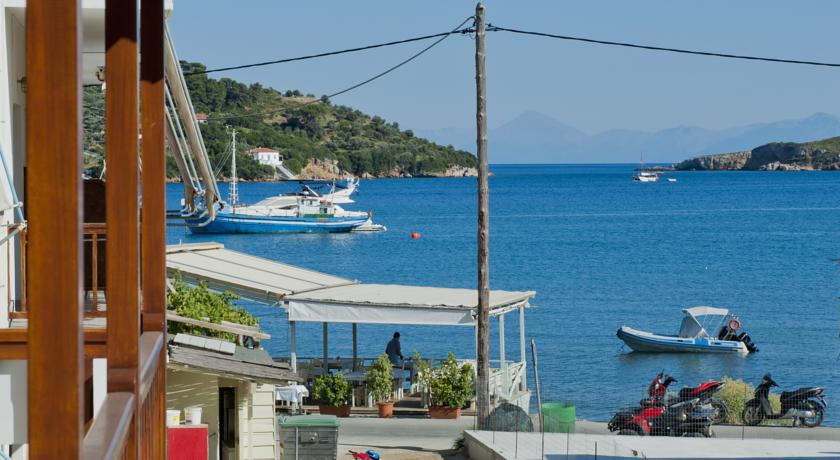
674;138;840;171
167;158;478;183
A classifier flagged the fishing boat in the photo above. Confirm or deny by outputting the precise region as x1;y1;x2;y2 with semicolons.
633;153;659;182
187;130;373;234
617;306;758;354
633;171;659;182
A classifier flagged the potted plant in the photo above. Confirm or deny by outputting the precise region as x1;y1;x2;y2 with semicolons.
312;373;352;417
429;352;474;419
367;353;395;417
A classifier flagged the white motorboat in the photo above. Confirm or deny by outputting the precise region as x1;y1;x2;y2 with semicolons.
617;306;758;354
633;171;659;182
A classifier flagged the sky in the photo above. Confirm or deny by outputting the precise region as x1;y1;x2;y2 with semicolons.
169;1;840;135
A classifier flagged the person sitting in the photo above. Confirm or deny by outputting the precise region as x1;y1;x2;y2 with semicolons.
385;331;404;365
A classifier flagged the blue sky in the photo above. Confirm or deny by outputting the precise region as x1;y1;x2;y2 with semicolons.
170;1;840;134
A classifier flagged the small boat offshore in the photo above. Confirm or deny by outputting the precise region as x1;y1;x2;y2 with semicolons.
617;306;758;354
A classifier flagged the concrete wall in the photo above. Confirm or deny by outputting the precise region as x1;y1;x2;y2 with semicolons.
167;369;221;460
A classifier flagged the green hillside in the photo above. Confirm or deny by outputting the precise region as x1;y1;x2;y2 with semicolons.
82;61;477;180
182;61;475;179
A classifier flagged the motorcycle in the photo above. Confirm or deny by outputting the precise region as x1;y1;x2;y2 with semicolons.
648;371;729;424
742;373;827;427
608;396;714;437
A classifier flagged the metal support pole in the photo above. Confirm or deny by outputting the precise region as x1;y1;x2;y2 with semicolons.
474;1;491;429
519;305;526;391
352;323;358;371
322;322;329;375
499;314;506;397
290;321;297;373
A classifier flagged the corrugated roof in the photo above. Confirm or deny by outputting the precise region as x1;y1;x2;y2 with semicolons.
284;284;535;326
286;283;535;310
166;243;355;302
168;343;300;383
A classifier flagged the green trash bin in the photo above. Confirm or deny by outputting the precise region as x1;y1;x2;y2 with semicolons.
541;402;575;433
278;415;340;459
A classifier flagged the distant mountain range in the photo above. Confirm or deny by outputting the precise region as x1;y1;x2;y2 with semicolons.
416;111;840;164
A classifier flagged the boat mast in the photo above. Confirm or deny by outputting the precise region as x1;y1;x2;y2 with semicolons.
229;127;239;207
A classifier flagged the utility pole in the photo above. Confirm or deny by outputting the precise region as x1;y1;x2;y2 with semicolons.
229;127;239;206
474;2;491;429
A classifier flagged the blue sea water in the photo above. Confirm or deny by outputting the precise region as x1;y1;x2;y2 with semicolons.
166;164;840;423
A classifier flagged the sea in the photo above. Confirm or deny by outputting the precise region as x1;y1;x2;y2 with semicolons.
165;164;840;424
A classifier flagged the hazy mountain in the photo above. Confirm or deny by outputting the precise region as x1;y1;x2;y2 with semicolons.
416;112;840;164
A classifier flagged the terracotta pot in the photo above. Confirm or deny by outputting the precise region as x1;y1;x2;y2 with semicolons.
428;406;460;420
318;404;351;417
377;401;394;418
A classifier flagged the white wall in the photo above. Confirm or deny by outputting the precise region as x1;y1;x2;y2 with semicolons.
0;361;26;445
167;368;221;460
238;382;277;460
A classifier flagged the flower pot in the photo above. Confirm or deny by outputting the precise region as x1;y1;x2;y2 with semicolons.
377;401;394;418
318;404;351;417
429;406;460;420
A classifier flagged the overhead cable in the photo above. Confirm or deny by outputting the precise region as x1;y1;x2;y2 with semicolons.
207;16;475;121
487;24;840;68
186;25;474;76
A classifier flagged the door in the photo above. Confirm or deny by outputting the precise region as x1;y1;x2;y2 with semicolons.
219;387;237;460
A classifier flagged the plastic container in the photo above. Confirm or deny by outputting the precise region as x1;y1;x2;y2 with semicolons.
542;402;575;433
278;415;340;459
185;406;202;425
166;409;181;427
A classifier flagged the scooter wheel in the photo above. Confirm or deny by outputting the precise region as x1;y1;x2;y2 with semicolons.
742;404;763;426
618;428;641;436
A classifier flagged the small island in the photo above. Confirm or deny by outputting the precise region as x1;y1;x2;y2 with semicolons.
674;136;840;171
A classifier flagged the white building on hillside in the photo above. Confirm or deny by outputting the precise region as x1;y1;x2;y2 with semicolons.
248;147;283;167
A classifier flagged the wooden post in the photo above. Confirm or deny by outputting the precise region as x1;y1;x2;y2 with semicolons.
141;0;166;457
26;0;84;457
106;0;140;457
474;2;491;429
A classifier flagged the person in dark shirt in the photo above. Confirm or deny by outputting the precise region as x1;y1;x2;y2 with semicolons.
385;332;403;365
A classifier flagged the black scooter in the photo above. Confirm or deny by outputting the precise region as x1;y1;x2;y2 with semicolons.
742;373;827;427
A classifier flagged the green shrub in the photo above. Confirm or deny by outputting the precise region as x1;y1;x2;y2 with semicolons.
430;353;474;409
718;377;786;425
367;353;394;403
312;373;351;407
166;274;258;342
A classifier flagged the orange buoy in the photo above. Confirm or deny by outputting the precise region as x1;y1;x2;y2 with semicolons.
411;232;421;239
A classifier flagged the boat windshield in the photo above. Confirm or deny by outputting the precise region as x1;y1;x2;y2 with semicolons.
678;307;730;339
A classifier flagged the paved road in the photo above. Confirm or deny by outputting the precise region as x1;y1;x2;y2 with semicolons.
576;419;840;441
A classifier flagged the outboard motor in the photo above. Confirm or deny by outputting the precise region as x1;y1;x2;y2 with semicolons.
739;332;758;353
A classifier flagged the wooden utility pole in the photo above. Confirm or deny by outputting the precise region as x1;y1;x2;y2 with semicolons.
474;2;491;429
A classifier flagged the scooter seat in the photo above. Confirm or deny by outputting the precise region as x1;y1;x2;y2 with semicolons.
781;387;820;400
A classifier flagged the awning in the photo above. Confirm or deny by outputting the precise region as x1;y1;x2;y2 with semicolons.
285;283;535;326
166;243;355;303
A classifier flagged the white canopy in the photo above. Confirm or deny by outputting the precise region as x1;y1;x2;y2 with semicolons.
679;306;730;339
285;283;535;326
683;306;730;318
166;243;355;302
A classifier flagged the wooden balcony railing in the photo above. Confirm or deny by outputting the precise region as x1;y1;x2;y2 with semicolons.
2;0;171;458
7;223;107;319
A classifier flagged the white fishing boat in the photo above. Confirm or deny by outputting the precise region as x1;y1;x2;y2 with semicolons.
633;171;659;182
633;153;659;182
617;306;758;354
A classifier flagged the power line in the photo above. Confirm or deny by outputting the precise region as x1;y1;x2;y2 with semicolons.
207;16;475;121
186;26;474;76
487;24;840;68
